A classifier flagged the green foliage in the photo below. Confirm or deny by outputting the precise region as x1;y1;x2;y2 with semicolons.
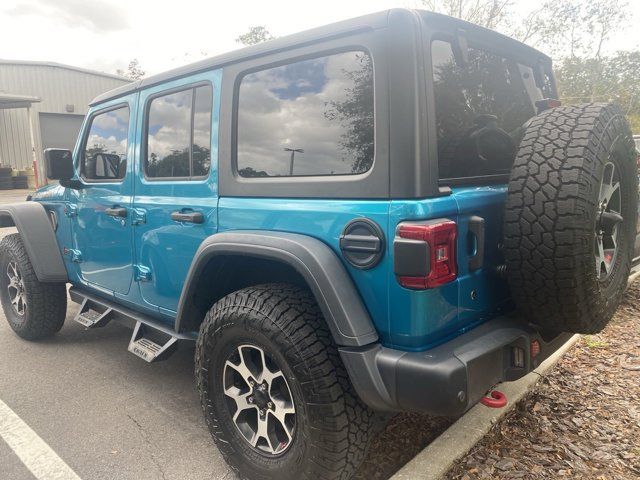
555;52;640;131
235;26;275;46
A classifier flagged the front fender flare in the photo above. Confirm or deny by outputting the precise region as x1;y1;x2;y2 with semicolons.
176;231;379;347
0;202;68;282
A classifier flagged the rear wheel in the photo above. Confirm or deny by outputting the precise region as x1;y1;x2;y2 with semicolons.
504;103;637;333
0;234;67;340
195;283;374;480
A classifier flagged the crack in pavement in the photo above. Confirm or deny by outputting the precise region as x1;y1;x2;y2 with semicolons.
126;413;168;480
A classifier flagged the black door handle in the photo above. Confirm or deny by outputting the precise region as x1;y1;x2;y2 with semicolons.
171;210;204;224
105;207;127;218
468;216;485;271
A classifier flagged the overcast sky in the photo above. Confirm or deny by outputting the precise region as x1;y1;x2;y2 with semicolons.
0;0;638;77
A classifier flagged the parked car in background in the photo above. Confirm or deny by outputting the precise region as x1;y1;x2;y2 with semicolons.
0;9;638;480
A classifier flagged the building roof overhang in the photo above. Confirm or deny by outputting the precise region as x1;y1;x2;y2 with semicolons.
0;93;41;109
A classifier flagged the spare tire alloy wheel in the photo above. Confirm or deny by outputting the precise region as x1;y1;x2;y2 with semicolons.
596;162;623;280
223;344;295;454
504;103;638;334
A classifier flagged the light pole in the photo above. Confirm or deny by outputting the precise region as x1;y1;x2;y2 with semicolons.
284;147;304;175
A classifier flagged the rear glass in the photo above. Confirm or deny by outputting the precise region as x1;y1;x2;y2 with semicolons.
431;40;536;180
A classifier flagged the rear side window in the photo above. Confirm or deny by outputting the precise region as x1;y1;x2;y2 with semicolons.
431;40;536;180
81;105;129;181
236;51;374;177
145;84;212;180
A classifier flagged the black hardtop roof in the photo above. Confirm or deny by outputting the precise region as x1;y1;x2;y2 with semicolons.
90;8;550;107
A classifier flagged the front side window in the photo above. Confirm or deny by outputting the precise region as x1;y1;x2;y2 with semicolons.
145;84;212;179
81;105;129;181
237;51;374;178
431;40;536;180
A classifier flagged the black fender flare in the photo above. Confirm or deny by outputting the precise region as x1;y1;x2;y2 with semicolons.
0;202;68;282
175;231;379;347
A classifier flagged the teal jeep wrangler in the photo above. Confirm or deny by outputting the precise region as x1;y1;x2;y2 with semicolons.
0;9;638;480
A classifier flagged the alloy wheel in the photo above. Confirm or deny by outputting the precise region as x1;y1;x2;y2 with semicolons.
223;344;296;455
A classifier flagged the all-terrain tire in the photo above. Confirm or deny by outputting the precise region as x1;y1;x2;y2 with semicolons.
195;283;374;480
0;233;67;340
504;103;637;333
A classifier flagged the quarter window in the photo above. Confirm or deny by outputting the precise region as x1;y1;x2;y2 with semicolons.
81;105;129;181
145;84;212;179
236;51;374;177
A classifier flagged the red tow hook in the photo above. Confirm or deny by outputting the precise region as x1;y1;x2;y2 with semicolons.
480;390;507;408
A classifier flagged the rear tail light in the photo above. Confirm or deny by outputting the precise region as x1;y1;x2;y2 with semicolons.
530;340;541;358
394;219;457;289
535;98;561;113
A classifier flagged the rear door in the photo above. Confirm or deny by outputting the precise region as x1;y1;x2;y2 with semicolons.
131;72;220;317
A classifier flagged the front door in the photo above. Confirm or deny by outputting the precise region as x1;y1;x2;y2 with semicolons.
69;97;136;295
132;73;220;315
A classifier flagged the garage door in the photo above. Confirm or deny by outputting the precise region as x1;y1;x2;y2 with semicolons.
39;113;84;151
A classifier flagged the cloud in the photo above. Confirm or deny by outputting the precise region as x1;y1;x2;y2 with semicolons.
4;0;129;33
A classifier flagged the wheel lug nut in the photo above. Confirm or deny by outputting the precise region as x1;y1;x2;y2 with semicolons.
248;396;254;403
268;402;273;409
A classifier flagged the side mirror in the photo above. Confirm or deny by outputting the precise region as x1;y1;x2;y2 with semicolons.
44;148;74;181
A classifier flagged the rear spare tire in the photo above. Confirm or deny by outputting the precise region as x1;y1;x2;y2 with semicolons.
504;103;637;334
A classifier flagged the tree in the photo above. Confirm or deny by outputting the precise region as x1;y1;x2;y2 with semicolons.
420;1;516;31
523;0;628;59
117;59;145;80
235;26;275;46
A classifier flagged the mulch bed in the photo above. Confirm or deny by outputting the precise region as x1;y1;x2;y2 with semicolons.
355;413;453;479
446;281;640;479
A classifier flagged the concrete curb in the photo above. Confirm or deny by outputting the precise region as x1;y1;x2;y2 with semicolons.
390;334;581;480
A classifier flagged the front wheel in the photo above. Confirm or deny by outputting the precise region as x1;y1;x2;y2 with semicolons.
195;284;374;480
0;233;67;340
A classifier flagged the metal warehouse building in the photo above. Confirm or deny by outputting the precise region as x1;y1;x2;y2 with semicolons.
0;60;130;178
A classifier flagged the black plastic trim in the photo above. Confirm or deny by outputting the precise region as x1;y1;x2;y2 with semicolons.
339;317;572;415
175;231;379;347
394;238;430;277
339;218;385;270
0;202;68;282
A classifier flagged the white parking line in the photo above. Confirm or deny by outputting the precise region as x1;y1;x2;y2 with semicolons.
0;398;81;480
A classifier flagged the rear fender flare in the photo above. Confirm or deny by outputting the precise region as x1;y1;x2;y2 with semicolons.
176;231;379;347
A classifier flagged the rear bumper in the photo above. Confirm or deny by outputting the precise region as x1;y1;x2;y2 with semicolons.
339;317;573;417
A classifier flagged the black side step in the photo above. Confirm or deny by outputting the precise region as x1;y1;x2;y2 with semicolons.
69;287;196;363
